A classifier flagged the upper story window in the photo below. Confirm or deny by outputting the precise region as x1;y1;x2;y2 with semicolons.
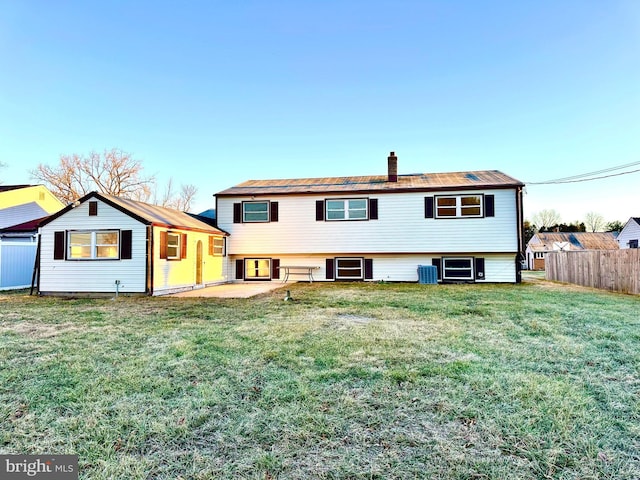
436;195;483;218
243;201;269;222
68;230;119;260
326;199;368;221
425;194;494;219
234;201;278;223
629;239;638;249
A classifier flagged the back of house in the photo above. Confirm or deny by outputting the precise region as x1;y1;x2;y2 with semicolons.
216;152;525;283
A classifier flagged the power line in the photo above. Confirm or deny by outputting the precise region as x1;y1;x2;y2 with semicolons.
527;160;640;185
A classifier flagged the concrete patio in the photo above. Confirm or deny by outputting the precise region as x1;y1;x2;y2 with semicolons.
169;282;289;298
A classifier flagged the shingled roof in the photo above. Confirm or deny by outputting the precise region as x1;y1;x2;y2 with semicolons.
528;232;620;252
40;192;226;235
217;169;523;196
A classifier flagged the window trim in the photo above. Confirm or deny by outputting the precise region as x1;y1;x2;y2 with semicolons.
166;232;181;260
242;201;270;223
244;258;272;281
442;257;475;281
335;257;364;280
435;194;484;219
67;229;120;261
325;198;369;221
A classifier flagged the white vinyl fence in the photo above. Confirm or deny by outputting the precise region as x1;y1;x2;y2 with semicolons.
0;241;38;289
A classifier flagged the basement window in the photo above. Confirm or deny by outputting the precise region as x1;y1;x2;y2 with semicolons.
442;258;474;280
245;258;271;280
335;257;364;280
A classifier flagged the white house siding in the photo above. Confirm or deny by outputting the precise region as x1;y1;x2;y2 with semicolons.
227;253;516;283
617;219;640;249
152;228;226;295
39;199;147;294
218;189;518;256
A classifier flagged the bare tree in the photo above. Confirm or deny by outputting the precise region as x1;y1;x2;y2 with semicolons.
31;149;154;204
531;209;562;230
584;211;606;232
153;178;198;212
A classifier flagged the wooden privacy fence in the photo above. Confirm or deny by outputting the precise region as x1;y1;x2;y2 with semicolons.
545;249;640;295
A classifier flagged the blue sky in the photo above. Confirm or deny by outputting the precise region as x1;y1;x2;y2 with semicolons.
1;0;639;224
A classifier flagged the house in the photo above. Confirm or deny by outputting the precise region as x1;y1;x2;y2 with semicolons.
37;191;228;296
0;185;64;289
617;217;640;249
215;152;525;283
0;185;64;229
525;232;619;270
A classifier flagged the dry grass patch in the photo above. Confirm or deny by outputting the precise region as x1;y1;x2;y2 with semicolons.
1;281;639;479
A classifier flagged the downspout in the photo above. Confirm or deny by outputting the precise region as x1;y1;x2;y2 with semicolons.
147;225;154;295
516;186;524;283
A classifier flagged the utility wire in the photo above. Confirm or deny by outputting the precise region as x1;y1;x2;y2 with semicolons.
527;160;640;185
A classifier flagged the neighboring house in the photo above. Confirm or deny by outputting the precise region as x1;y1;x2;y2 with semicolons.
0;185;64;229
525;232;620;270
215;152;525;283
617;217;640;249
38;192;228;296
0;185;64;289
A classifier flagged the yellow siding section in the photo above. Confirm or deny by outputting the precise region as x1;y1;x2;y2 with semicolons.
0;186;64;213
152;228;226;295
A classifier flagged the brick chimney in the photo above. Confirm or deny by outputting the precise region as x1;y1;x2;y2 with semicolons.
387;151;398;182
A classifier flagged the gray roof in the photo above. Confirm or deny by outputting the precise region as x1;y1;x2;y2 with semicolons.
217;170;524;196
0;202;49;229
41;192;226;235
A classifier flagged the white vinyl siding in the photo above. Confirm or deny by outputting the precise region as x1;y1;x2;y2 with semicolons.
617;219;640;249
39;200;147;293
225;253;517;283
218;189;518;256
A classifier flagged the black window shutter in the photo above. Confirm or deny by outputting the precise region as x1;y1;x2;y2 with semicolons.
89;201;98;216
325;258;334;280
484;195;495;217
364;259;373;280
475;258;485;280
425;197;434;218
54;231;65;260
369;199;378;220
270;202;279;222
432;258;442;280
233;203;242;223
235;259;244;280
271;258;280;280
121;230;133;259
316;200;325;221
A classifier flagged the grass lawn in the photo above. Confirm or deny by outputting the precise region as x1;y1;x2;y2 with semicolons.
1;278;639;479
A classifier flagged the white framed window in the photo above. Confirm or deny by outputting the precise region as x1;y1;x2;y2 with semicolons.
166;233;181;259
243;201;270;222
245;258;271;280
442;257;474;280
326;199;368;221
436;195;483;218
335;257;364;280
68;230;119;260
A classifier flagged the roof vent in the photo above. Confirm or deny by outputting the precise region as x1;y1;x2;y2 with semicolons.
388;151;398;182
